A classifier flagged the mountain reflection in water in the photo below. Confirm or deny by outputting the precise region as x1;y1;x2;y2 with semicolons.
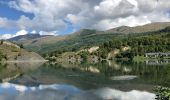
0;60;170;100
0;83;155;100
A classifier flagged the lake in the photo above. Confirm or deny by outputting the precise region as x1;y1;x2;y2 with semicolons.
0;60;170;100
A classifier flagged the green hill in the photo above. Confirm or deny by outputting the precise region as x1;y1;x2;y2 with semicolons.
9;22;170;57
0;41;45;62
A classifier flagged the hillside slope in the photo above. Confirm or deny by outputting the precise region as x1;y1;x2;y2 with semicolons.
0;41;45;62
8;34;49;42
106;22;170;34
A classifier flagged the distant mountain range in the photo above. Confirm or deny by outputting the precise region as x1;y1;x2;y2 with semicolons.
107;22;170;34
9;22;170;42
73;22;170;35
7;22;170;54
8;34;50;42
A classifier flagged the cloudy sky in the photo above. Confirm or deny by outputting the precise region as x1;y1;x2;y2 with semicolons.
0;0;170;39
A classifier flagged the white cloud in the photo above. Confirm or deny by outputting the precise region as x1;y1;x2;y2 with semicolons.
0;34;13;40
0;17;8;28
39;31;58;36
127;0;138;7
7;0;85;31
0;17;15;29
0;29;58;40
0;30;28;40
0;0;169;33
30;30;37;34
91;88;155;100
0;83;155;100
66;0;170;30
93;0;138;18
91;16;151;30
15;30;28;36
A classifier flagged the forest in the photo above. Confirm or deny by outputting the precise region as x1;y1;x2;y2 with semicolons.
97;32;170;59
46;27;170;60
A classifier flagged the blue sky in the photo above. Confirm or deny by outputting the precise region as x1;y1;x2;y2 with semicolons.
0;1;33;35
0;1;76;35
0;0;170;39
0;1;34;20
0;0;76;37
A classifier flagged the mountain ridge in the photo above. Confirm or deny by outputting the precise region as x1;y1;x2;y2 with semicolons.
7;22;170;54
8;22;170;42
8;34;50;42
106;22;170;34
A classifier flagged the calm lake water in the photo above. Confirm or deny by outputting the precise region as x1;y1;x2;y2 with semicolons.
0;60;170;100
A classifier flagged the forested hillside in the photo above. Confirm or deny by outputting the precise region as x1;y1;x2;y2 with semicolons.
9;22;170;56
7;22;170;60
47;26;170;60
96;26;170;59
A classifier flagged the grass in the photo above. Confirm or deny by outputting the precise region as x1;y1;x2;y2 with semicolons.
133;55;147;62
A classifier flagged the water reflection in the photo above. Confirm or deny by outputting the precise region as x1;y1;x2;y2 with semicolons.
145;59;170;65
110;75;137;81
0;60;170;99
0;62;44;83
0;83;155;100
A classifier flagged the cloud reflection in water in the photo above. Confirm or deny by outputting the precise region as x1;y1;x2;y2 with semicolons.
0;83;155;100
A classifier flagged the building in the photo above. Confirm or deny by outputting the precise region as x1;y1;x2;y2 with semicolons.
145;52;170;58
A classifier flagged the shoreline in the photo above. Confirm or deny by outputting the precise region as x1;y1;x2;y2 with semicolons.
2;60;48;63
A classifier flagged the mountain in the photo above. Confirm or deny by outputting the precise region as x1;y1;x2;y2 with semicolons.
72;22;170;35
8;34;49;42
9;22;170;55
22;33;120;54
72;29;104;36
106;22;170;34
0;41;46;62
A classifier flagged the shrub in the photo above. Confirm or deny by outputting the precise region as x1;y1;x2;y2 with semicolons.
154;86;170;100
0;51;5;61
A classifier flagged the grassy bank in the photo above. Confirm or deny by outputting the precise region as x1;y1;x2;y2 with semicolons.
133;55;170;63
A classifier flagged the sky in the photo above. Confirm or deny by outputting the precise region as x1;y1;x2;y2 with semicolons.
0;0;170;39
